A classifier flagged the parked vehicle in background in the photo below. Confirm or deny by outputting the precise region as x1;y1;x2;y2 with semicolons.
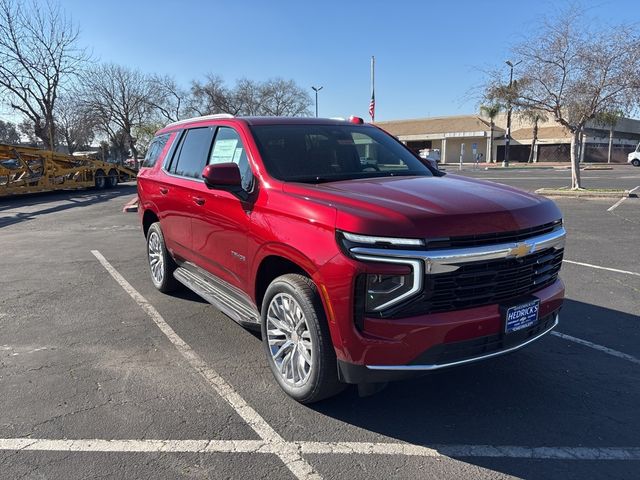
628;143;640;166
419;148;440;169
137;114;566;403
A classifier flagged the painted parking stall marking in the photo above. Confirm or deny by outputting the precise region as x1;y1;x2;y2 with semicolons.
79;249;640;477
563;259;640;277
551;331;640;366
2;438;640;461
91;250;321;480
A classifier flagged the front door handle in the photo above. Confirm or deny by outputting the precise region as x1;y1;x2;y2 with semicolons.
193;196;205;206
159;187;169;195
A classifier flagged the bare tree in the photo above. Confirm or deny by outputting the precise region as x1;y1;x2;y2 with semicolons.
259;78;312;116
79;63;155;167
520;109;548;163
148;75;189;122
190;75;312;117
0;0;88;150
479;103;501;163
55;94;96;154
17;118;38;145
234;78;265;116
190;74;239;116
0;118;20;144
483;7;640;188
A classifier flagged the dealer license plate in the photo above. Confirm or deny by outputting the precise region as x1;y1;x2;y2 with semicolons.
505;299;540;333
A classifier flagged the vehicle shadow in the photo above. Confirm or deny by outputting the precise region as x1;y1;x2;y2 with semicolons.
0;184;137;229
311;299;639;479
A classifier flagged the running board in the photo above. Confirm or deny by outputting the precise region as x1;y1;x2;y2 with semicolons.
173;265;260;328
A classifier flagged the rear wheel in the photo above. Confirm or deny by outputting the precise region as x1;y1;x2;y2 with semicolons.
106;169;118;188
632;159;640;167
261;274;344;403
146;222;178;292
94;170;106;189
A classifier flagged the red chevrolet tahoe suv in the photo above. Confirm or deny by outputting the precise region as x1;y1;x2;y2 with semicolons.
137;114;565;403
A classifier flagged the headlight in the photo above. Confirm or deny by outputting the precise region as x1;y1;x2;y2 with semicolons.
340;231;425;248
365;273;415;312
337;230;425;314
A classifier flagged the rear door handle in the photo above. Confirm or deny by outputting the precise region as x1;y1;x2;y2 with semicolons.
193;196;205;206
159;187;169;195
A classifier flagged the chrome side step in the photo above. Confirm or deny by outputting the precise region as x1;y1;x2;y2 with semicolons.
173;265;260;328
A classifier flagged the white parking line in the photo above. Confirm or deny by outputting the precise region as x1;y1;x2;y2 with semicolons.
89;250;639;473
1;438;640;461
607;197;628;211
563;260;640;277
91;250;321;480
551;332;640;366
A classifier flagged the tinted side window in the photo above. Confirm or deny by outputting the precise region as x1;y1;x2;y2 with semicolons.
142;134;170;168
209;127;254;191
172;127;215;178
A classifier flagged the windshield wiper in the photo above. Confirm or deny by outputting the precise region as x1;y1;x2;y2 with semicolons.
289;176;337;184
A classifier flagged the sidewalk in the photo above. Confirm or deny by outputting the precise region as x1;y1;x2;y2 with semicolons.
439;162;624;170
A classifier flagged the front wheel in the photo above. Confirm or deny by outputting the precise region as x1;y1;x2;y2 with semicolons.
632;159;640;167
261;274;344;403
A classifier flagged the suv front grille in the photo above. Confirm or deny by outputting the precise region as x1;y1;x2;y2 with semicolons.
390;246;563;317
424;221;561;249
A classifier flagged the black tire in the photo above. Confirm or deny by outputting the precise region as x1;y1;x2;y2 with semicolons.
261;274;344;403
94;170;106;189
146;222;179;293
106;169;118;188
632;159;640;167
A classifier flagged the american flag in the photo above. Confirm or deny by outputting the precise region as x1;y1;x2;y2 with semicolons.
369;91;375;121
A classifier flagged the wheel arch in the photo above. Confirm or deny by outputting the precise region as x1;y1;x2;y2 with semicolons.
142;209;159;238
254;254;310;313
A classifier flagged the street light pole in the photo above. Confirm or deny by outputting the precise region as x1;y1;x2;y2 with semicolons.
503;60;521;168
311;86;323;117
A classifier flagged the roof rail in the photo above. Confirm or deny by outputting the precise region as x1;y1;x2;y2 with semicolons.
165;114;234;128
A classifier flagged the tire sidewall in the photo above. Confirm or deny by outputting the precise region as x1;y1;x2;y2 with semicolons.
95;170;106;189
147;223;173;292
261;277;325;402
107;170;118;187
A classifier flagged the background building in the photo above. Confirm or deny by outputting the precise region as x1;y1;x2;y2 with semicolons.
377;113;640;163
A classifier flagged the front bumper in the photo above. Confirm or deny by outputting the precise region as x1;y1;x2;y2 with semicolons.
338;310;560;384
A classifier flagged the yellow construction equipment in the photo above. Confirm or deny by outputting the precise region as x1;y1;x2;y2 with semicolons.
0;143;137;198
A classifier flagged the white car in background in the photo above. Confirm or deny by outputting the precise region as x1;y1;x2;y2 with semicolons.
419;148;440;169
628;144;640;166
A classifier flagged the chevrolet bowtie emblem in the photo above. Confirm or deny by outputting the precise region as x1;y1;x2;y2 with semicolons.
508;242;532;258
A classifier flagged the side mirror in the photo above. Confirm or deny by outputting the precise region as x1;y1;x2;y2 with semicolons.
202;163;241;189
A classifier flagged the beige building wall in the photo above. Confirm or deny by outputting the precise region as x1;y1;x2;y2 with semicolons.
442;138;488;163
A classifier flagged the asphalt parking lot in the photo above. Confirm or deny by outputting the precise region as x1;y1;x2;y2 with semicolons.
0;166;639;479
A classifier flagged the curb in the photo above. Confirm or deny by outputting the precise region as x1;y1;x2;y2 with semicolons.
535;188;635;199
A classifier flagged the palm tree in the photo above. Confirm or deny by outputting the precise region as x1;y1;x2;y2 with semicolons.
480;103;502;162
520;110;548;163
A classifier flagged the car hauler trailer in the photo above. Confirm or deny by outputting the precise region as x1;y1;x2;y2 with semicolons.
0;143;137;198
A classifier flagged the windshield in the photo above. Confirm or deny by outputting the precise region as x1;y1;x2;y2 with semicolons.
250;124;433;183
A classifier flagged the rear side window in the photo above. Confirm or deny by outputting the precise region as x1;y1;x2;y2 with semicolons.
209;127;254;191
171;127;215;178
142;134;170;168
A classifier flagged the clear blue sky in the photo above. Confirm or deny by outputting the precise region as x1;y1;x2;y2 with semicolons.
25;1;640;121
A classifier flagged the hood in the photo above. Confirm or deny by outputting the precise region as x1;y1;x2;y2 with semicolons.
282;174;562;238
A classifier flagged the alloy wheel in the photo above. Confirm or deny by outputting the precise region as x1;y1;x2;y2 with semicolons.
148;231;164;285
266;293;313;387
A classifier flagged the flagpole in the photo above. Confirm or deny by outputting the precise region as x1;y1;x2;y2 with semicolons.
370;56;375;122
